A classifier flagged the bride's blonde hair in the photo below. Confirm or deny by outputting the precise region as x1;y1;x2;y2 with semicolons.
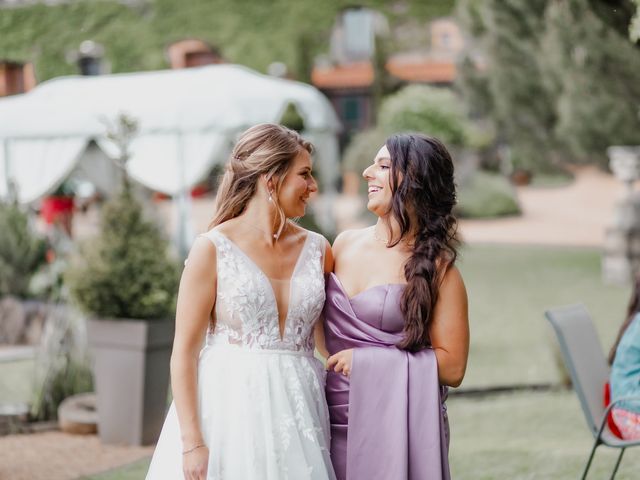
210;123;312;237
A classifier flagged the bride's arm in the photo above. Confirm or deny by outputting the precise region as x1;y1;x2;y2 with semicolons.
170;237;217;476
314;238;334;360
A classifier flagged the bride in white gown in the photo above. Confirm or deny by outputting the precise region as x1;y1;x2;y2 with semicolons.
146;124;336;480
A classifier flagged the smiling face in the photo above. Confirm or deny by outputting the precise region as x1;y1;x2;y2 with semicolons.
277;148;317;218
362;145;393;217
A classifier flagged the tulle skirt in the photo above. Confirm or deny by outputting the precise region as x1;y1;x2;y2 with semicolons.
146;343;336;480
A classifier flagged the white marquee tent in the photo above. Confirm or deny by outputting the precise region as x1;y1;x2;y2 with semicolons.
0;64;341;251
0;64;341;201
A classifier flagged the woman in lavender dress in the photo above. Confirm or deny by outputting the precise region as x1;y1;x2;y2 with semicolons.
322;134;470;480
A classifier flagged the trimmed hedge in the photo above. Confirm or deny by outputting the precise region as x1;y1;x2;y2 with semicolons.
456;171;521;219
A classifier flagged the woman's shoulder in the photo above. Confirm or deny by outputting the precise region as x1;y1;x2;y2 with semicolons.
182;232;218;274
333;226;373;249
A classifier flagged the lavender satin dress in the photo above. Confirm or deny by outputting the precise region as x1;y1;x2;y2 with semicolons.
324;273;450;480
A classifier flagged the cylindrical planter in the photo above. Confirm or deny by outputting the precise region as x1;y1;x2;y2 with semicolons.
87;318;174;445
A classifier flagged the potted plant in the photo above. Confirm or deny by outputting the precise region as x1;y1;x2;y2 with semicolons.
65;114;179;445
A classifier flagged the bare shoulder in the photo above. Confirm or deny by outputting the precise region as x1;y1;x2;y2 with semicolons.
439;265;467;301
332;227;371;256
184;235;217;278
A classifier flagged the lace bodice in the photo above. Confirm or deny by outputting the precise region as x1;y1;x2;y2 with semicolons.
201;229;326;352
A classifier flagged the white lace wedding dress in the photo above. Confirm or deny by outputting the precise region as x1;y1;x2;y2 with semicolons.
146;229;336;480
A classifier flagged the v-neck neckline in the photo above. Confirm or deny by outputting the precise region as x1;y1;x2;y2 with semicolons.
214;230;311;340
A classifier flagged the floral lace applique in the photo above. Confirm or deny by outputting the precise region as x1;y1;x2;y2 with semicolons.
202;230;325;352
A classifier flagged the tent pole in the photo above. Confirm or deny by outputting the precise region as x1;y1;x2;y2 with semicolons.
175;131;190;259
3;138;10;201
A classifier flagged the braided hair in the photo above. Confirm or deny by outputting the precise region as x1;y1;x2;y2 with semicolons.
384;134;459;352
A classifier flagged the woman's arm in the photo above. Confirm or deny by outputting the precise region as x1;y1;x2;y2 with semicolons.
314;238;334;360
429;265;470;387
170;237;217;477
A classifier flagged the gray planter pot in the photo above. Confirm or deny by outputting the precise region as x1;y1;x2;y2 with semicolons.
87;317;174;446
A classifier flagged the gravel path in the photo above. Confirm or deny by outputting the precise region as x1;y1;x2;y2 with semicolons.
458;166;621;247
0;431;152;480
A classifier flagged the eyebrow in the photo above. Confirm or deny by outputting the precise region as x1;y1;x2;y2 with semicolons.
376;156;391;163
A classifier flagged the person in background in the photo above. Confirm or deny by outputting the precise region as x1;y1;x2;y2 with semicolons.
608;275;640;440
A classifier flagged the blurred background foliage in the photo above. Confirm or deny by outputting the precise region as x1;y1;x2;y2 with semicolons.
0;0;455;82
456;0;640;171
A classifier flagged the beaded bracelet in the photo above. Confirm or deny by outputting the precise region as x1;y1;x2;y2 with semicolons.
182;444;206;455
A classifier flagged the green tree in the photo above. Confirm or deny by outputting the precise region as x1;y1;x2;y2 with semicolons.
542;0;640;163
457;0;640;170
460;0;560;171
0;202;47;298
633;0;640;40
65;187;179;319
65;115;179;320
377;85;471;147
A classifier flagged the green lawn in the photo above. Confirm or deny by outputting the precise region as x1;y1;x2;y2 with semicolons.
0;358;35;404
448;389;640;479
458;244;629;388
85;389;640;480
84;458;151;480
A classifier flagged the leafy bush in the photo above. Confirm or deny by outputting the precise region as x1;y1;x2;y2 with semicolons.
378;85;472;147
456;171;521;218
342;86;482;192
65;188;179;320
0;202;47;298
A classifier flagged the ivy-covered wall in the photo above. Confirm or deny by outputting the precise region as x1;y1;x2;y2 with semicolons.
0;0;455;82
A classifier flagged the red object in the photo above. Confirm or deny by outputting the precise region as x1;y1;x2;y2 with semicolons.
190;185;208;198
41;196;74;224
603;381;624;439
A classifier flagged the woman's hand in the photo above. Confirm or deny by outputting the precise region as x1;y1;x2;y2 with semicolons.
182;444;209;480
327;349;354;377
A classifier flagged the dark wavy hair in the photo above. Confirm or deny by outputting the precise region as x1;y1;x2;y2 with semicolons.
384;133;459;352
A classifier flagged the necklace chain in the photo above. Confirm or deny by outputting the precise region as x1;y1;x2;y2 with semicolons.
373;226;414;247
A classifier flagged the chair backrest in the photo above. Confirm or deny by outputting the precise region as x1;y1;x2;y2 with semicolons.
545;304;609;435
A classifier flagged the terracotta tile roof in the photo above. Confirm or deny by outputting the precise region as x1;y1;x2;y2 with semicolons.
387;58;456;83
311;62;374;89
311;59;457;89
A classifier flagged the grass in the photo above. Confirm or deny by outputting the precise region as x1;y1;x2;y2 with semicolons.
84;389;640;480
0;358;35;405
83;458;151;480
448;389;640;479
458;244;629;389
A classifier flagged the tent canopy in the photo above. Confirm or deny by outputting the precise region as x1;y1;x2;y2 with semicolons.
0;64;341;203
